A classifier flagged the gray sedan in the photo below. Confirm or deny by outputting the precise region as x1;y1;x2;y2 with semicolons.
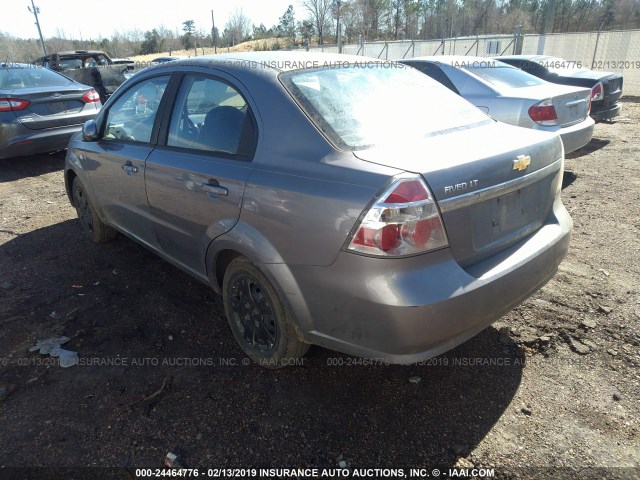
65;52;572;367
0;63;101;159
401;56;594;154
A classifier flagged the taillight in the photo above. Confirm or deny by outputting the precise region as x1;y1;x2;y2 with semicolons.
347;174;449;257
528;99;557;126
81;90;100;103
591;82;603;102
0;98;30;112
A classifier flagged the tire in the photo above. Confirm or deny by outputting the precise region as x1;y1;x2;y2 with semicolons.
222;257;309;368
72;177;117;243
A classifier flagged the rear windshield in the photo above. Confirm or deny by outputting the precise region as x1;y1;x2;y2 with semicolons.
280;64;490;150
464;63;545;88
0;66;74;89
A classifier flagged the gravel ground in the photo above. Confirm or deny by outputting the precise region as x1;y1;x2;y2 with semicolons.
0;100;639;480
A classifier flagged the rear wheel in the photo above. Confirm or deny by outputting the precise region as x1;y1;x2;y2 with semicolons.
72;177;117;243
222;257;309;368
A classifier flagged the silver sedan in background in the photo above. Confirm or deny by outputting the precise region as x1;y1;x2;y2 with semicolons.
65;53;572;367
0;63;101;159
401;56;594;154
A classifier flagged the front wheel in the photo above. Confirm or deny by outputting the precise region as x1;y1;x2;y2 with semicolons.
72;177;117;243
222;257;309;368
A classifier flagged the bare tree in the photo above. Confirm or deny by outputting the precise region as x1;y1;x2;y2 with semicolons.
157;25;178;54
224;7;252;46
303;0;333;44
353;0;389;41
339;1;359;42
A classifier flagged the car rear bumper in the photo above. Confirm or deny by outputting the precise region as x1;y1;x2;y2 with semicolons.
556;116;595;154
271;196;572;364
591;102;621;121
0;123;82;160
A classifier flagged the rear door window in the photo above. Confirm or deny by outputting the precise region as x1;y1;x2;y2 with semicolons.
166;75;256;157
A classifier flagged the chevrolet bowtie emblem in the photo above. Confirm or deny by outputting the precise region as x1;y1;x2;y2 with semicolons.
513;155;531;171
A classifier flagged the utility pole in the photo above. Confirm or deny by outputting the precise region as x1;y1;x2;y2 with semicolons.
211;10;217;54
28;0;47;57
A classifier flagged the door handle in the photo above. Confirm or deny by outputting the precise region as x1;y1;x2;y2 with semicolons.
122;162;138;175
201;183;228;196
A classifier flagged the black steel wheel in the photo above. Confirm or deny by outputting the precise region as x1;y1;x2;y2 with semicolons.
222;257;309;368
229;275;278;351
72;177;117;243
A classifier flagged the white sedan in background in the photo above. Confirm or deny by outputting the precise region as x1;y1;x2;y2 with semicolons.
401;56;594;154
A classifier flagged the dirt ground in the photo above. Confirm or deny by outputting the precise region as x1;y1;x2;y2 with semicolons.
0;100;639;480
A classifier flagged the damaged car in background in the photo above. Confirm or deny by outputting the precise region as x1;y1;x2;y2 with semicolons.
65;53;572;367
34;50;139;104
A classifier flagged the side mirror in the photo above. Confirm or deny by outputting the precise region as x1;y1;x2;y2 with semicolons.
82;119;98;141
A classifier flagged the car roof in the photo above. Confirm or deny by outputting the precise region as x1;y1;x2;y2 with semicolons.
134;52;400;86
55;50;106;56
35;51;110;63
498;55;550;61
151;51;392;73
403;55;511;67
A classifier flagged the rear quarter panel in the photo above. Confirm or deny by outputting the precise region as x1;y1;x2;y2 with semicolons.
206;65;404;268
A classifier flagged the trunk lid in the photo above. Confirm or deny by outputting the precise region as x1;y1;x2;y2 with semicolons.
551;87;591;126
567;70;623;105
8;84;97;130
353;121;564;266
505;83;591;126
599;73;623;105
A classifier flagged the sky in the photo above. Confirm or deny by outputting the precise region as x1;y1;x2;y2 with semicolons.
2;0;304;40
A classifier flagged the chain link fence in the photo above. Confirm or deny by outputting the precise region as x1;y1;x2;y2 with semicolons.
305;34;520;59
299;29;640;95
520;31;640;95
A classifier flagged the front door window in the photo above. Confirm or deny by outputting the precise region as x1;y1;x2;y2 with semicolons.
103;76;170;144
